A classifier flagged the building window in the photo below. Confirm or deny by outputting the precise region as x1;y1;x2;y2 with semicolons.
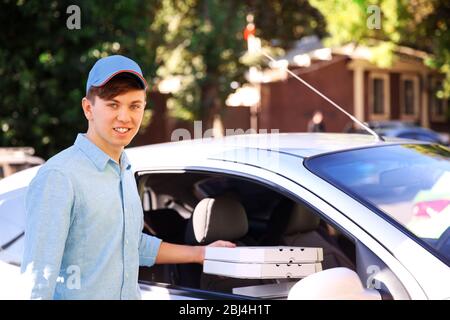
373;79;384;114
430;78;448;123
400;74;419;120
369;73;390;119
404;80;414;114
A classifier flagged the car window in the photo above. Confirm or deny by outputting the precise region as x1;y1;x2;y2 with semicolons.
306;144;450;265
137;171;362;298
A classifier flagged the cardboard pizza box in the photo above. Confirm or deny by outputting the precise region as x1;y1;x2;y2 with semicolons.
205;246;323;264
203;260;323;279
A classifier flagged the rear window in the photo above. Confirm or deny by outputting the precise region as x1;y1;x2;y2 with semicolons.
306;144;450;264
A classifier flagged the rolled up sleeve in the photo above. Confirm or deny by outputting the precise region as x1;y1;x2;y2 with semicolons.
21;168;74;300
138;233;162;267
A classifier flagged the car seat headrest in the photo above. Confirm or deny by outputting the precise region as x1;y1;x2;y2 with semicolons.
185;194;248;244
284;203;320;235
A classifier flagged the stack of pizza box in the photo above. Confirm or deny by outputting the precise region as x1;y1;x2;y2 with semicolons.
203;246;323;279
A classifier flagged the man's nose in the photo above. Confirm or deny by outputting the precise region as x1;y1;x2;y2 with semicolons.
116;106;131;122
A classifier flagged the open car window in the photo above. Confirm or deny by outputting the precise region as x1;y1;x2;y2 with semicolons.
136;170;406;299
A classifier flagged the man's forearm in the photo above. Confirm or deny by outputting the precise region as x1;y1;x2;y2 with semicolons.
155;241;204;265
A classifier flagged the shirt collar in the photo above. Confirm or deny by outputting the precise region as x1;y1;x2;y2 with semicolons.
74;133;131;172
120;151;132;171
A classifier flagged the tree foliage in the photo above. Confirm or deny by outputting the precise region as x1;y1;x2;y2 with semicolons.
310;0;450;99
3;0;447;159
152;0;247;125
153;0;326;128
0;0;160;158
1;0;326;158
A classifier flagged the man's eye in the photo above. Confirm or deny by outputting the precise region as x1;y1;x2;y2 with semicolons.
131;105;142;110
108;104;118;108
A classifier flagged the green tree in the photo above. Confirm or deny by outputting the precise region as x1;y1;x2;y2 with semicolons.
152;0;246;128
0;0;160;158
0;0;326;158
310;0;450;99
251;0;327;49
153;0;326;129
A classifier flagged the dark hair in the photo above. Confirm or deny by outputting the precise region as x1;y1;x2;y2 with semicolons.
87;73;146;103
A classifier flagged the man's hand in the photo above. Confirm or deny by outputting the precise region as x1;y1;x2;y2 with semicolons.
208;240;236;248
197;240;236;264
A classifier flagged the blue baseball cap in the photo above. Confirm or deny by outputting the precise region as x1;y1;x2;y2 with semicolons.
86;55;148;95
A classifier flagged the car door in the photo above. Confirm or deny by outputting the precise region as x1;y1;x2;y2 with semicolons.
213;147;450;299
133;151;428;299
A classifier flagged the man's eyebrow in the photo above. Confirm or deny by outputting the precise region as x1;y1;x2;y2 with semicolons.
106;99;145;104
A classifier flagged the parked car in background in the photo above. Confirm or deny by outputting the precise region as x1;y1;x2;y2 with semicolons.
0;147;44;179
377;127;448;145
0;133;449;300
365;120;417;130
345;121;449;145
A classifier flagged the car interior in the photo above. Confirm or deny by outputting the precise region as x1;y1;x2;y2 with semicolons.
136;171;362;298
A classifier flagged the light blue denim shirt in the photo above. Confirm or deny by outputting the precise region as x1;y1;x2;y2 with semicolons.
21;134;162;299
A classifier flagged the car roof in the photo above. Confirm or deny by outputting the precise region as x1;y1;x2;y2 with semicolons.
126;132;421;164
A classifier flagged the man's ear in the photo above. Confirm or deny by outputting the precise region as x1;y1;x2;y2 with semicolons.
81;97;93;121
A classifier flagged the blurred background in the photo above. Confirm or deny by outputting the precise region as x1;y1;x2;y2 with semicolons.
0;0;449;173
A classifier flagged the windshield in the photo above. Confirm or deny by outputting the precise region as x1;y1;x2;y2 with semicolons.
306;144;450;264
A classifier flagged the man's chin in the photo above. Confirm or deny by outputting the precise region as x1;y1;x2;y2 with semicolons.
112;136;134;148
114;141;131;148
109;131;137;147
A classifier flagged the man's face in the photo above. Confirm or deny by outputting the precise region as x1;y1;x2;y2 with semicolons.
82;89;146;155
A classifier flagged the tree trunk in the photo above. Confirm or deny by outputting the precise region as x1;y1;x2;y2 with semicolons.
200;82;221;131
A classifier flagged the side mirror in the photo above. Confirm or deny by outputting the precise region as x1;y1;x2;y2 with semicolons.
288;267;381;300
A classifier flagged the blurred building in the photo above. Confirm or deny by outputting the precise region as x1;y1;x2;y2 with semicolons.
240;36;449;134
135;36;448;146
134;91;252;146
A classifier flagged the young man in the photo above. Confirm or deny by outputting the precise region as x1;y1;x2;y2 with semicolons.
21;55;235;299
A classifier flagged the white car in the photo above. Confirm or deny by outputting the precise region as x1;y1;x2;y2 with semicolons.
1;133;449;300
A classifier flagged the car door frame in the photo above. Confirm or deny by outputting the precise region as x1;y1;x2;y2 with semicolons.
134;159;428;299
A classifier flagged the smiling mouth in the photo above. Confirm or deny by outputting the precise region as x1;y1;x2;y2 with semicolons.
113;127;131;133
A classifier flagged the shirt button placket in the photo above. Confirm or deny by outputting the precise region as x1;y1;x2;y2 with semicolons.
122;174;130;298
